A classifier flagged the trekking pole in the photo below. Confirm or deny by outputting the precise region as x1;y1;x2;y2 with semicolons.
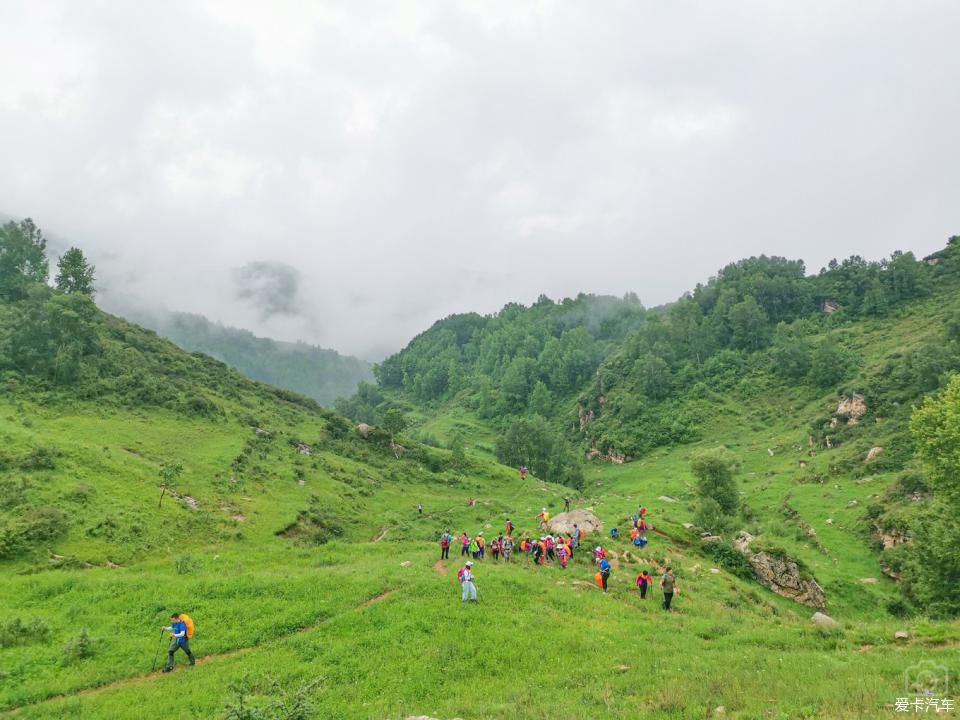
151;628;165;672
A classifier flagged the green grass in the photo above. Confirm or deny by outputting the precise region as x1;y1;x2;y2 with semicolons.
3;292;960;718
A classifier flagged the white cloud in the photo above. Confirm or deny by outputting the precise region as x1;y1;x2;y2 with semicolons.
1;0;958;359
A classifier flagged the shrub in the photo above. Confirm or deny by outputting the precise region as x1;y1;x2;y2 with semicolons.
0;617;52;647
62;629;94;664
19;445;57;471
700;540;754;580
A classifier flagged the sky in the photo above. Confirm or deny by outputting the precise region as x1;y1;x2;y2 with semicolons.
1;1;958;360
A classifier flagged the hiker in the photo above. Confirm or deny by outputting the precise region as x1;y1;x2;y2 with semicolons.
599;556;612;593
640;505;647;518
593;546;605;567
502;535;514;562
568;532;577;556
458;561;477;602
636;570;652;599
564;496;571;511
556;541;568;569
460;532;471;557
505;518;514;537
467;497;476;507
440;529;452;560
536;508;550;531
661;567;678;611
519;465;528;480
161;613;195;671
491;535;502;561
476;533;485;560
533;538;545;565
545;535;555;561
418;502;423;515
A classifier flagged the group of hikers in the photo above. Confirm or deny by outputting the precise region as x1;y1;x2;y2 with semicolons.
442;501;679;610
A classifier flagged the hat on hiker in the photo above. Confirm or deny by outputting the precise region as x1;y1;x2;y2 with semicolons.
466;561;474;567
596;546;602;552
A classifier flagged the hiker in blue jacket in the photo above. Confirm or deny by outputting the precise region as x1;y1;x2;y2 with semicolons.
599;557;612;593
161;613;195;671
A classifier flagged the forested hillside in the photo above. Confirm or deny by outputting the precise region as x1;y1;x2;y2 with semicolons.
340;236;960;616
114;309;373;408
2;217;959;718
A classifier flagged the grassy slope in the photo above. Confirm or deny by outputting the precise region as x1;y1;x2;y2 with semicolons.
2;303;960;718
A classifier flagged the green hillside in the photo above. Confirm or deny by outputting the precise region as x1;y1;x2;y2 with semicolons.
1;219;959;719
114;308;374;408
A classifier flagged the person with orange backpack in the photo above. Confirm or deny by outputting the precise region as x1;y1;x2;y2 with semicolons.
161;612;195;671
636;570;653;599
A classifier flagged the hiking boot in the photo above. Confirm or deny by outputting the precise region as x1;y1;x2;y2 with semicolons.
188;659;196;666
162;667;173;673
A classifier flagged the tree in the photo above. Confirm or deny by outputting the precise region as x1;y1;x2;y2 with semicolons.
55;248;96;296
0;219;49;301
906;375;960;615
809;336;856;389
691;447;739;516
382;408;407;443
770;324;811;381
527;380;553;417
727;295;770;350
638;353;671;400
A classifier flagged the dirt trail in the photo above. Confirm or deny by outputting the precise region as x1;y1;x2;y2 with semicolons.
1;589;397;717
432;560;448;575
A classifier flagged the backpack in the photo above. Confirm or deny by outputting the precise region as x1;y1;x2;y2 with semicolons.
180;614;195;639
633;534;642;546
457;567;466;583
579;529;585;540
441;535;450;548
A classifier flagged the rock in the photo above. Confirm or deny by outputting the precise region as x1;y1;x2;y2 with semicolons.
182;496;198;509
586;447;629;464
400;561;412;568
296;442;313;455
806;527;817;538
614;664;630;672
682;523;694;530
822;301;841;314
860;577;879;584
836;394;867;420
767;448;774;457
895;630;909;641
866;446;883;463
714;707;726;717
357;423;371;438
577;405;595;433
810;611;837;627
734;531;754;553
799;461;808;469
749;552;827;609
297;479;305;486
701;535;722;544
484;523;491;529
874;523;909;549
548;510;602;535
710;568;721;574
658;495;677;503
830;417;839;429
825;518;833;525
847;500;859;508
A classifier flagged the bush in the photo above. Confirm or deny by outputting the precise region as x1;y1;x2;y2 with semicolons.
62;629;94;664
19;445;57;471
0;617;52;647
701;540;755;579
694;497;733;535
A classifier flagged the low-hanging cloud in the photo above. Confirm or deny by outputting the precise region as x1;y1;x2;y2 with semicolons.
1;1;958;360
233;261;302;320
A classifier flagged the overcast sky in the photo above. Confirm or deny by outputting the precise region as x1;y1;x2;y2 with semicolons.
1;1;958;359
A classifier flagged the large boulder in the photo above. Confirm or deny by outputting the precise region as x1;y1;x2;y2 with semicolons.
749;552;826;609
836;394;867;422
549;510;602;535
810;611;837;627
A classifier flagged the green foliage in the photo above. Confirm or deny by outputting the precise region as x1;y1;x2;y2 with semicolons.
495;415;583;489
382;408;407;439
0;219;49;301
691;448;739;516
694;497;733;535
62;629;94;665
701;540;755;579
905;375;960;616
0;617;51;648
0;506;69;559
55;247;96;296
